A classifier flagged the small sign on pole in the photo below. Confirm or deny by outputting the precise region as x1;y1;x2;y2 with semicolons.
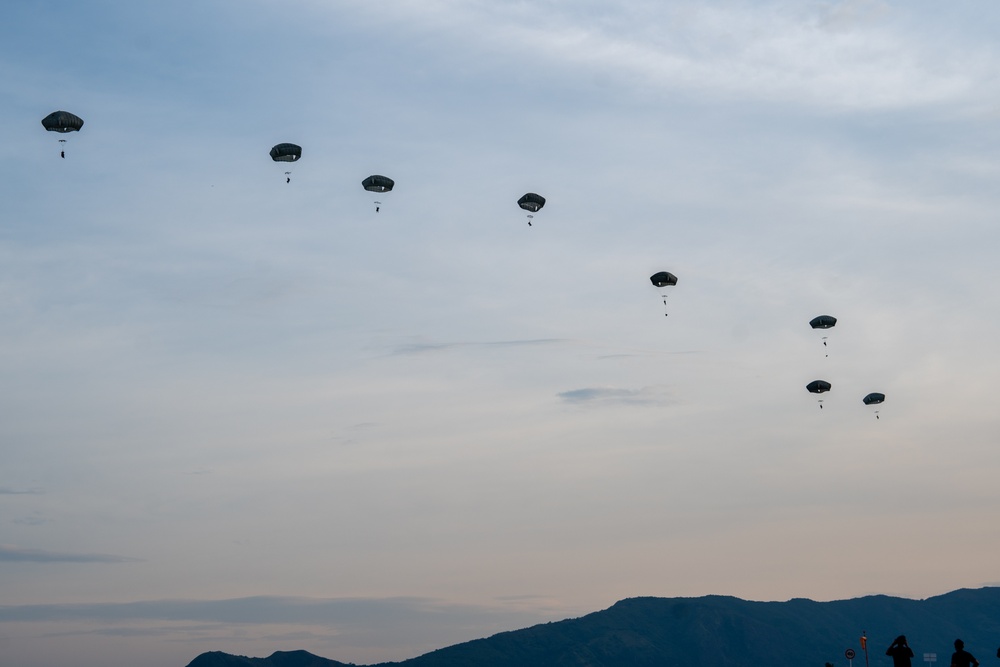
846;648;856;667
924;653;937;667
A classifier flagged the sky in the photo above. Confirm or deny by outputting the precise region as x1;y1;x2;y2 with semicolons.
3;0;1000;665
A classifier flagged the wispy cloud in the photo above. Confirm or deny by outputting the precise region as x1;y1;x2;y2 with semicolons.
1;597;573;663
390;338;569;356
0;595;558;628
351;0;999;111
12;516;49;526
558;385;675;407
0;545;142;564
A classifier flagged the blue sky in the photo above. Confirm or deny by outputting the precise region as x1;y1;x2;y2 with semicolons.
3;1;1000;665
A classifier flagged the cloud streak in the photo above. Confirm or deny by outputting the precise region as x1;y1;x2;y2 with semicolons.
0;545;142;564
390;338;570;356
0;595;555;628
353;0;999;111
558;385;675;407
0;486;44;494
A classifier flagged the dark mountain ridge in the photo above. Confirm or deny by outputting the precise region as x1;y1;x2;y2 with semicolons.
187;587;1000;667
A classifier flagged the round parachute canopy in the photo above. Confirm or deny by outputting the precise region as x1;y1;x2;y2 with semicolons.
362;175;394;193
517;193;546;212
863;392;885;405
806;380;832;394
41;110;84;133
809;315;837;329
650;272;678;287
269;143;302;162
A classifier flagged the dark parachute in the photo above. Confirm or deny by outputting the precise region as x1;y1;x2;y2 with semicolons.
41;110;84;158
863;392;885;419
41;110;84;133
362;175;394;192
806;380;832;409
270;143;302;183
807;380;832;393
269;143;301;162
809;315;837;356
517;193;545;226
650;272;678;287
362;175;394;212
649;272;678;316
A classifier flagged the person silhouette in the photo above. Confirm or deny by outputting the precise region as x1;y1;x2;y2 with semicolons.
887;635;914;667
951;639;979;667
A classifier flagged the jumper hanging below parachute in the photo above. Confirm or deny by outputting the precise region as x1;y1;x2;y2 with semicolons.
517;193;545;226
809;315;837;357
649;271;678;316
863;392;885;420
41;110;84;158
269;143;302;183
362;175;394;212
806;380;832;409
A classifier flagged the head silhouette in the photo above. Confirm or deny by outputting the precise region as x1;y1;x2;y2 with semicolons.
954;639;964;650
896;635;907;645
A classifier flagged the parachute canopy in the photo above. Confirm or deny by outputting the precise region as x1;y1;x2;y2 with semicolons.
806;380;832;394
650;271;678;287
41;110;84;133
269;143;302;162
863;392;885;405
809;315;837;330
517;193;546;212
362;175;394;193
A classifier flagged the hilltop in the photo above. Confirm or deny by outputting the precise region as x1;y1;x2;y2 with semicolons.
186;587;1000;667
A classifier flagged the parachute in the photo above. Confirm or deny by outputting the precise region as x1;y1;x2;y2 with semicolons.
650;272;677;288
863;392;885;420
862;392;885;404
809;315;837;357
809;315;837;329
41;110;84;158
806;380;832;409
362;175;394;212
517;193;545;226
649;271;678;316
269;143;302;183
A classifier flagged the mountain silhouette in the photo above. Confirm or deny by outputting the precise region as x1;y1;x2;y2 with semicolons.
187;649;353;667
186;587;1000;667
